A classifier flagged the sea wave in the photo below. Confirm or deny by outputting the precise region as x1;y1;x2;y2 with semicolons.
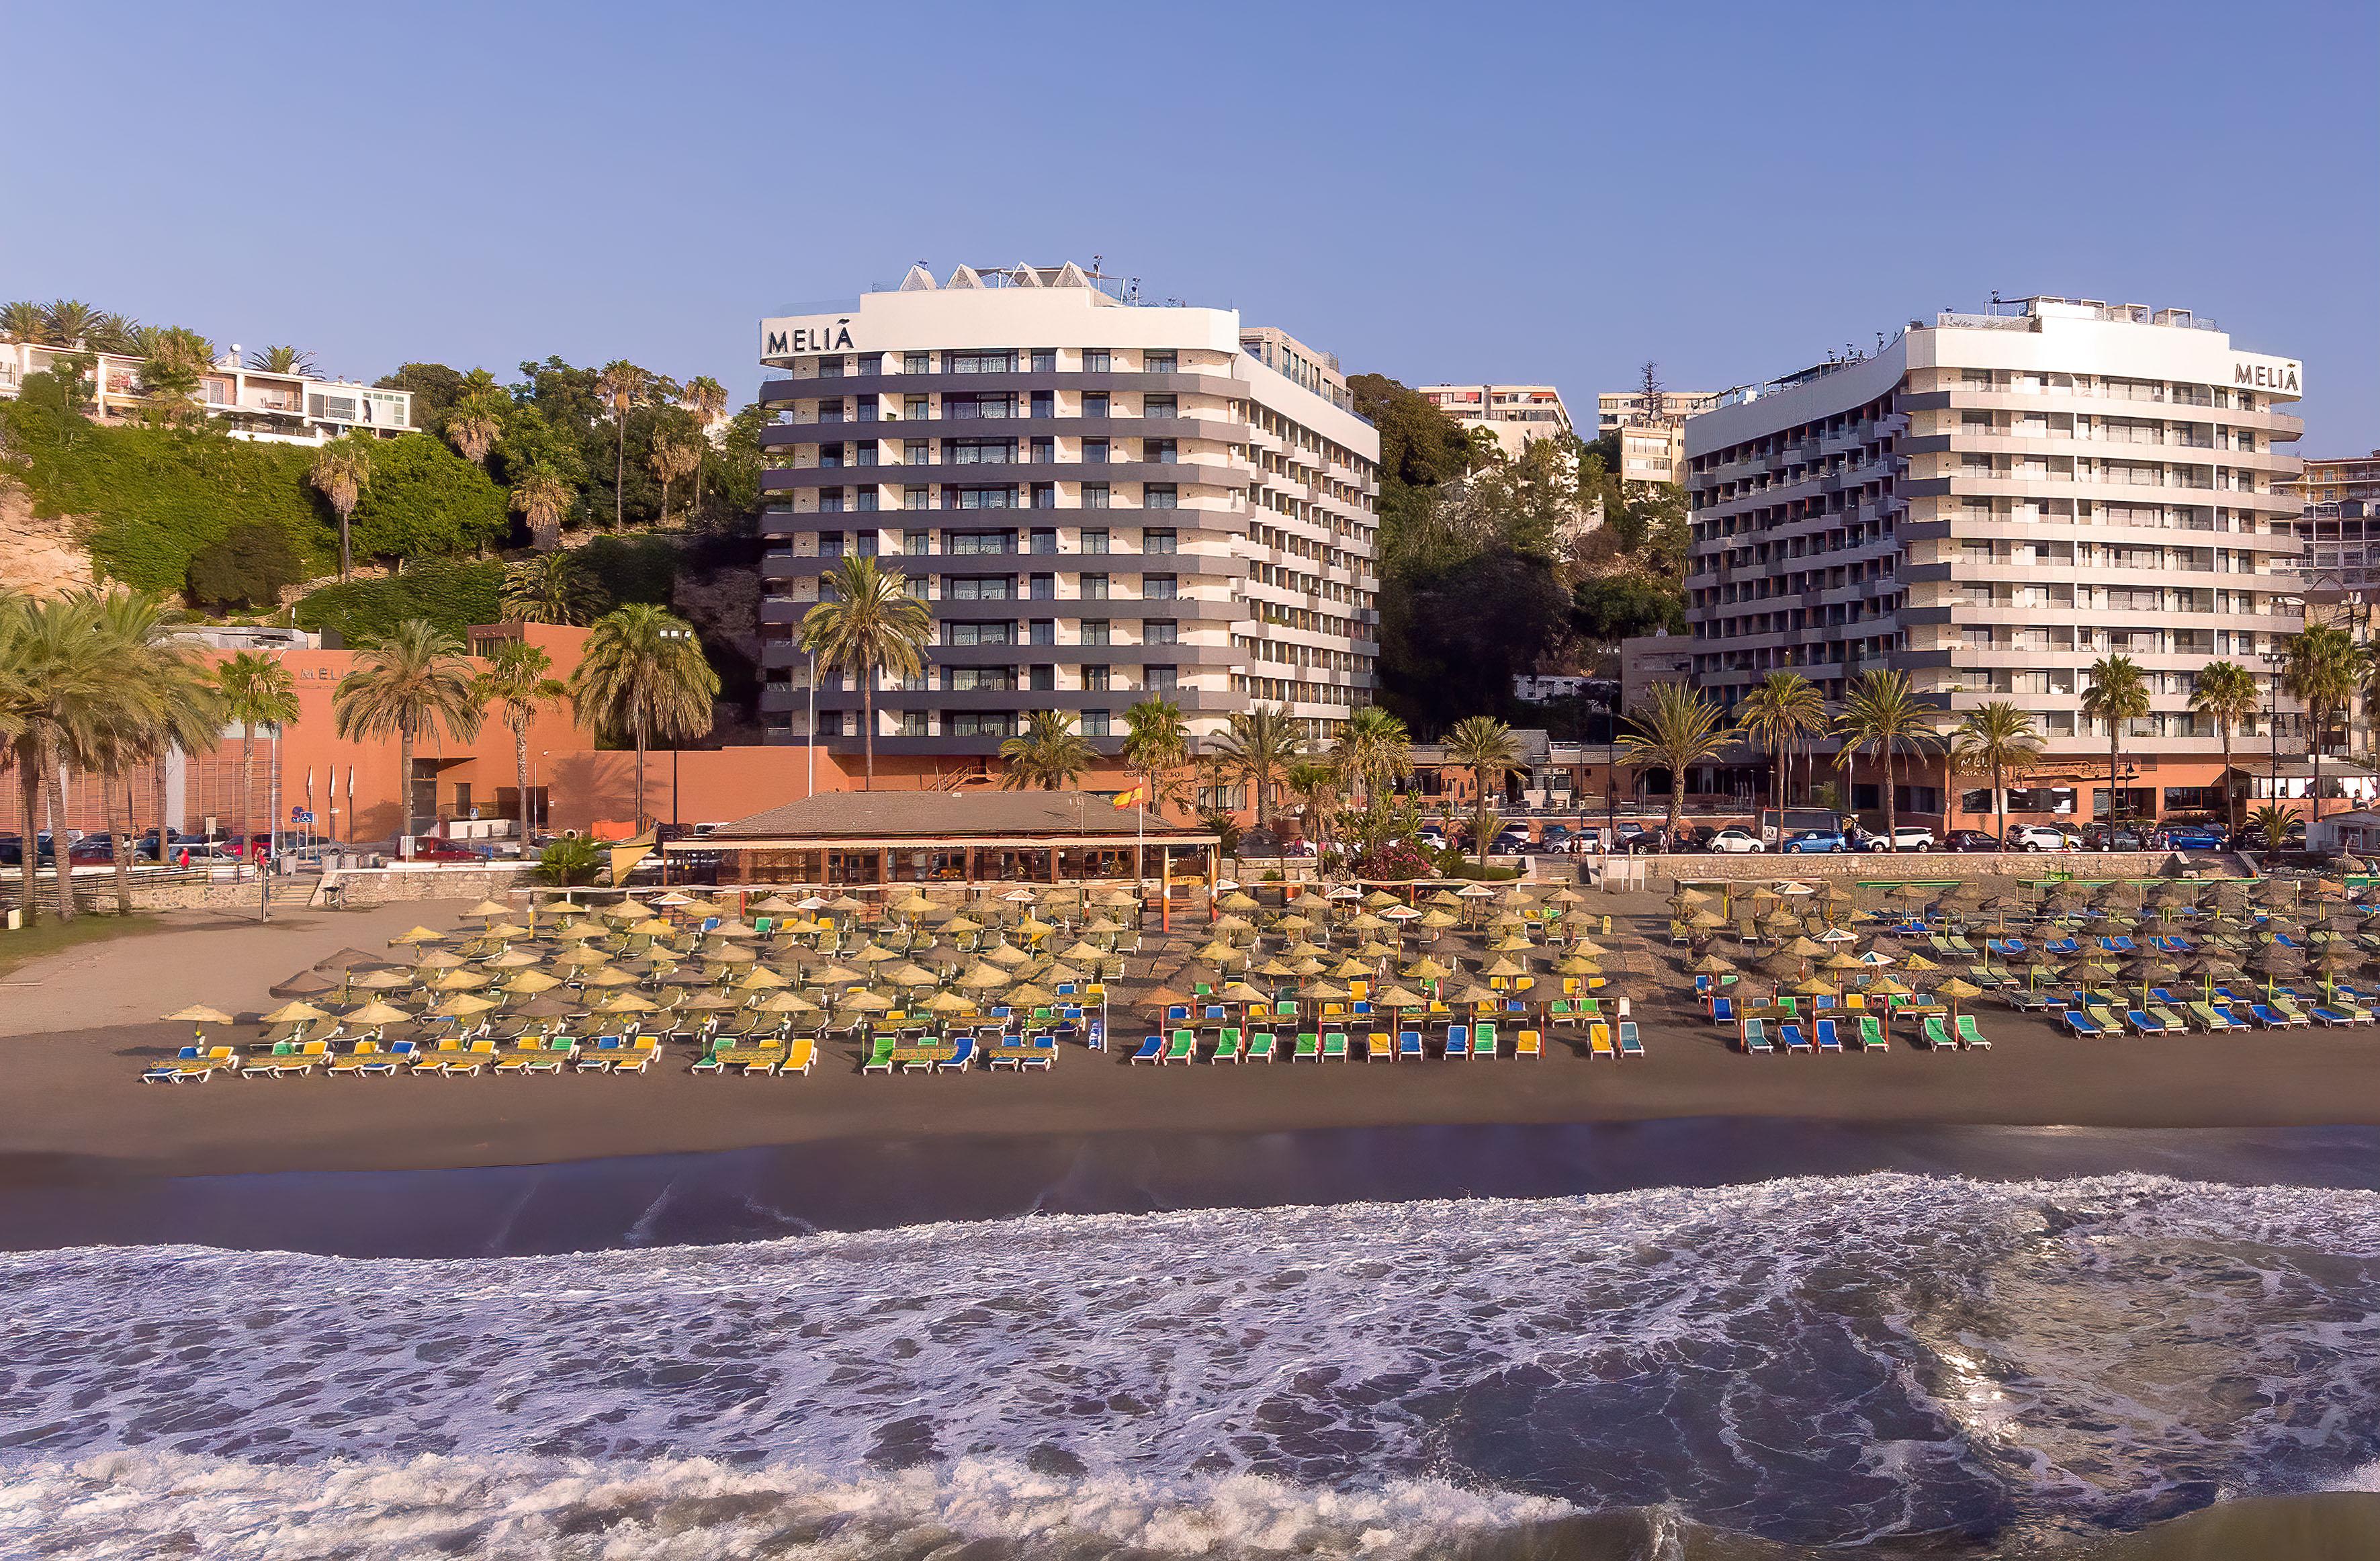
5;1173;2380;1557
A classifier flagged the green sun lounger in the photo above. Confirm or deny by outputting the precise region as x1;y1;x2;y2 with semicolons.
1321;1030;1349;1061
1164;1029;1198;1064
1248;1030;1279;1061
1921;1016;1957;1051
1471;1022;1497;1059
1954;1014;1991;1050
1212;1027;1243;1063
1857;1015;1886;1051
1294;1030;1321;1061
863;1035;897;1073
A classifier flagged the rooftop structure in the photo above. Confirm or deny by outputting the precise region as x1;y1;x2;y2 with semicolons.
1419;383;1576;461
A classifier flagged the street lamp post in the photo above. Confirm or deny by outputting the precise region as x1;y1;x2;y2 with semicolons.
2262;649;2287;826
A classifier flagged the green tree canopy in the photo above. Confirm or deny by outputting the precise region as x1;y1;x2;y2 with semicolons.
344;433;509;562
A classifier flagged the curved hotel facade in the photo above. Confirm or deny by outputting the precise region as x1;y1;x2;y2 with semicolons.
1683;296;2307;827
754;264;1379;781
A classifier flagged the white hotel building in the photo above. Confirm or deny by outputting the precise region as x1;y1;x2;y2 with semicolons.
1683;296;2305;828
754;264;1380;778
0;341;410;445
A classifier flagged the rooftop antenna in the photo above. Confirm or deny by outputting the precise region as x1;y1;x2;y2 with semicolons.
1090;253;1104;276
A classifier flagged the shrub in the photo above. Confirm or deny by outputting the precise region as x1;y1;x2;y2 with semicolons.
345;433;510;562
578;532;681;606
295;559;503;643
1351;841;1431;881
187;522;306;611
537;836;603;887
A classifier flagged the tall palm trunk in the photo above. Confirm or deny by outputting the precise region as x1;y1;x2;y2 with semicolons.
398;718;416;860
238;720;255;878
2310;704;2326;824
633;712;648;829
2221;725;2238;842
16;752;41;926
2108;723;2121;834
861;668;877;791
514;725;533;848
613;426;627;532
46;760;75;922
1881;750;1896;845
1992;760;2007;854
106;774;133;915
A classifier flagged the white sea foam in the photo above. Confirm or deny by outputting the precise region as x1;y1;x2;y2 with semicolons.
4;1173;2379;1556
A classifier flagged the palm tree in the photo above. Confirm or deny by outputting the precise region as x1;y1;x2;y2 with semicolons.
509;461;575;551
39;299;97;346
1951;701;2043;851
2246;802;2297;868
443;386;509;469
85;312;140;355
2079;654;2152;835
501;552;607;625
1212;705;1304;827
998;709;1096;791
1833;668;1943;845
85;591;223;914
475;640;566;848
1284;757;1344;855
2284;623;2361;824
248;345;317;375
0;593;115;921
1120;696;1192;817
1333;705;1411;805
0;301;44;344
2189;660;2262;842
308;435;374;582
1616;681;1732;844
1732;670;1826;828
567;605;721;829
594;361;651;531
648;434;703;527
1444;715;1524;866
679;375;729;526
331;621;486;854
797;555;931;790
216;650;300;880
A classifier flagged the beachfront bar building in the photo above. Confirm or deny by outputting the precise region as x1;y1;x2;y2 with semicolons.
752;262;1382;788
1683;295;2307;830
668;791;1221;888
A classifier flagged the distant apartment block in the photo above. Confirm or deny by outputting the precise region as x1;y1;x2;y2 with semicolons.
1597;387;1721;486
0;341;410;445
2285;450;2380;506
753;263;1380;774
1417;383;1575;461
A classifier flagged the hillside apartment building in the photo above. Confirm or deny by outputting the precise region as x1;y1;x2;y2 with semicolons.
1417;383;1576;461
0;341;410;445
752;264;1381;788
1680;295;2317;830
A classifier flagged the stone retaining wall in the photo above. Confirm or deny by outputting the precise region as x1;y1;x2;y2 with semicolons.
313;864;541;906
1656;850;2193;887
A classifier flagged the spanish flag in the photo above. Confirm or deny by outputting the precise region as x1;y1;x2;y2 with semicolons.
1112;784;1147;809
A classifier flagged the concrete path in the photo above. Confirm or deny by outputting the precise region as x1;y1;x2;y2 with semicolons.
0;901;473;1038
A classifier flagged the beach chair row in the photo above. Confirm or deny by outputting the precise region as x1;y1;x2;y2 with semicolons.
1736;1013;1988;1054
858;1031;1061;1074
1127;1021;1624;1063
141;1034;664;1081
2056;988;2374;1036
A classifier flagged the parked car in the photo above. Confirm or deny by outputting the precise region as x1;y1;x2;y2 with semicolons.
2080;824;2150;852
1706;827;1765;854
1781;828;1849;853
1537;824;1575;852
2232;819;2306;853
1865;826;1935;852
409;839;497;863
1417;828;1449;852
67;834;124;864
2162;824;2227;851
1567;828;1603;853
1614;825;1669;854
2007;823;2077;852
1943;829;2002;852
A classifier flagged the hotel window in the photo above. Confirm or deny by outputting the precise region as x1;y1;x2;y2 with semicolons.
904;532;930;555
1082;709;1111;738
853;529;878;555
904;395;929;420
953;486;1016;508
1084;392;1110;416
946;576;1014;600
819;443;844;467
820;490;844;513
1031;482;1055;509
814;710;845;737
1143;575;1178;600
947;621;1016;647
1030;574;1055;600
1031;349;1057;372
904;439;930;465
1028;619;1055;645
1145;439;1178;463
1083;439;1110;465
945;531;1016;555
949;438;1015;465
896;711;931;737
1080;528;1110;553
1083;350;1111;373
1030;391;1053;417
820;358;844;380
854;488;879;512
1143;351;1177;373
948;711;1019;738
853;441;878;466
1143;528;1177;554
1028;437;1053;463
1029;528;1058;554
1145;484;1178;508
1145;619;1178;645
948;350;1016;375
1143;394;1177;418
904;351;932;374
1081;620;1111;645
1145;665;1179;693
948;666;1018;692
1081;574;1110;600
1082;483;1110;508
818;400;846;425
1082;664;1112;691
903;486;928;510
1029;664;1055;692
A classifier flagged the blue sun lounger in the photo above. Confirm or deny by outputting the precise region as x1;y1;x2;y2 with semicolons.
1709;995;1736;1026
1617;1020;1644;1058
1130;1033;1164;1064
2062;1008;2107;1038
1399;1029;1423;1059
1780;1022;1812;1054
2249;1002;2303;1029
1442;1023;1470;1059
2312;1005;2364;1026
1814;1018;1843;1053
1742;1017;1773;1054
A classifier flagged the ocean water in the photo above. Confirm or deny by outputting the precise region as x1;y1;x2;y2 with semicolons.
6;1173;2380;1558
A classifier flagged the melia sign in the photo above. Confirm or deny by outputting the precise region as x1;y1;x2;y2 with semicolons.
2233;357;2302;394
762;318;854;356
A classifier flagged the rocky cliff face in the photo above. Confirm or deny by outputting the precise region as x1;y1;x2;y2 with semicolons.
0;477;97;598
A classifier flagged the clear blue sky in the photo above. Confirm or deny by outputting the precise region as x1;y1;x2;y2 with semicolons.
6;1;2374;448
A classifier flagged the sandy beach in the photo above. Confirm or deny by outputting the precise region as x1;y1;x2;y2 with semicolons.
7;891;2380;1186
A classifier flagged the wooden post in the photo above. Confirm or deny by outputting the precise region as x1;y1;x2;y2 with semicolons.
1159;846;1170;933
965;844;976;886
879;846;890;885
